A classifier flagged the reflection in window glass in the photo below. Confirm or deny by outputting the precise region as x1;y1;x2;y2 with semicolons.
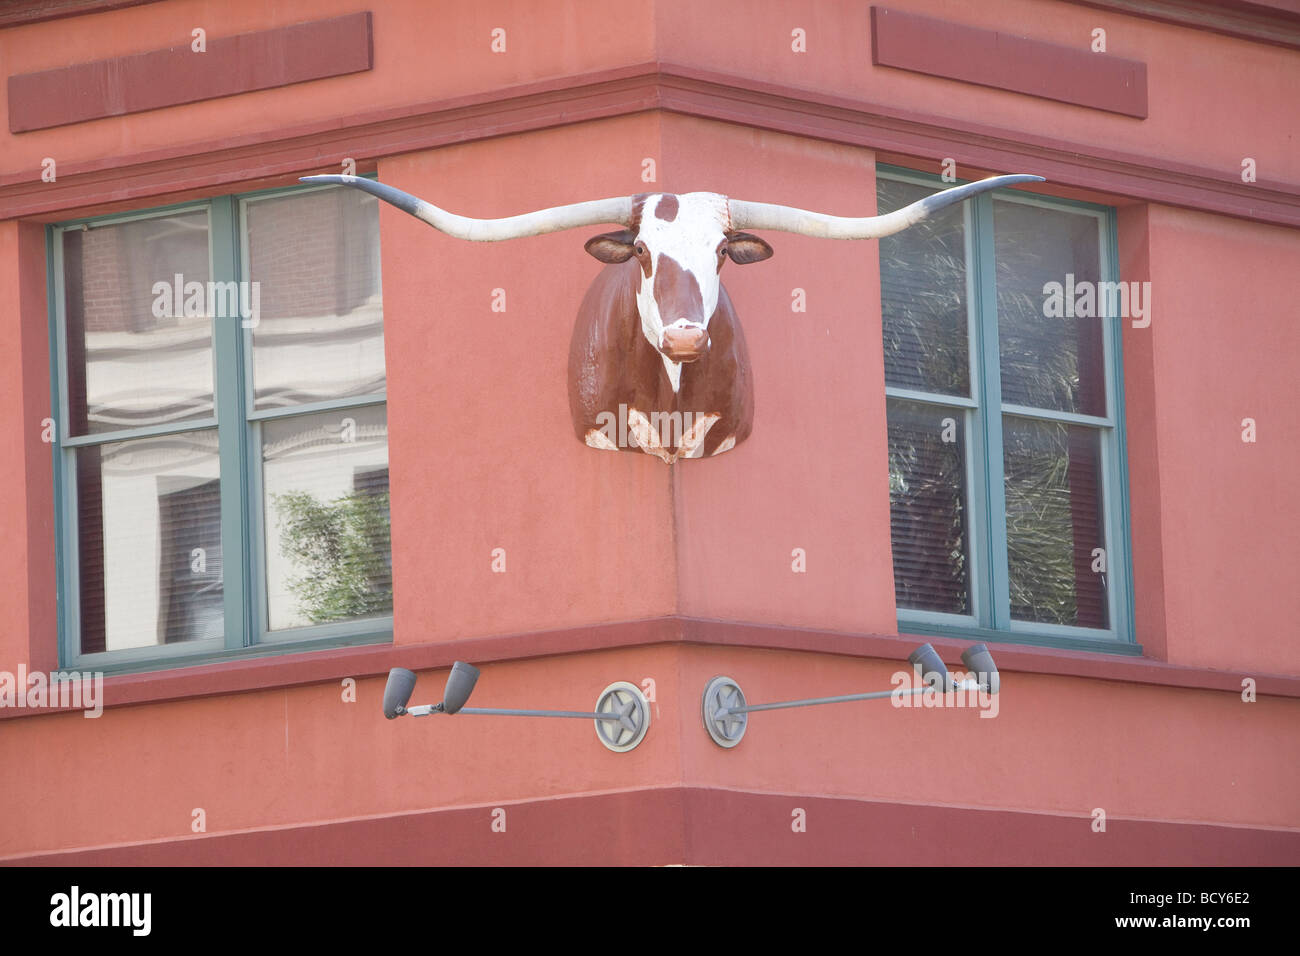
245;188;385;410
994;200;1105;416
887;399;970;615
262;406;391;632
62;212;213;434
878;179;970;397
76;430;223;653
1003;416;1108;628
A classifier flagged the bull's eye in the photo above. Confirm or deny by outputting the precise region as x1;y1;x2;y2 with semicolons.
634;241;647;257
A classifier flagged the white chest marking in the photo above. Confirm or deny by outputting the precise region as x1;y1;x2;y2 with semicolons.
679;414;721;458
661;355;683;392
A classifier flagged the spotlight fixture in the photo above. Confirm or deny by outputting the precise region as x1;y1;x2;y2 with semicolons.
907;642;952;690
701;642;999;748
382;666;419;719
960;643;1000;694
383;663;650;752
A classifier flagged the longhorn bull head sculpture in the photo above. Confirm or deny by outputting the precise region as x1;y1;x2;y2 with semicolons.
302;172;1042;463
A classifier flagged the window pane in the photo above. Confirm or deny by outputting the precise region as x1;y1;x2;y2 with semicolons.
1003;416;1108;628
887;398;970;614
262;406;392;632
878;178;970;397
62;211;213;435
245;187;385;410
76;430;223;653
993;200;1105;416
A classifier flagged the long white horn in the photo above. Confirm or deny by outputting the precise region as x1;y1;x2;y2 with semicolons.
299;175;634;240
728;174;1045;239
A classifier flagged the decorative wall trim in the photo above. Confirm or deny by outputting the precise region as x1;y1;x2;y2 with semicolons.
7;11;373;132
1;63;1296;228
5;786;1296;865
870;6;1148;118
2;615;1295;722
1067;0;1300;51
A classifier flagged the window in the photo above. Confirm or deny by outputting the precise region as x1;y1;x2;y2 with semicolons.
50;180;392;672
878;166;1135;653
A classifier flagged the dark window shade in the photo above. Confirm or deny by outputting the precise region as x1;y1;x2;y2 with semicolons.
353;466;393;610
157;478;224;644
76;443;106;654
887;399;970;614
64;229;90;437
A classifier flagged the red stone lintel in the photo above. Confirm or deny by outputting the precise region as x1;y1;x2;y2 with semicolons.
871;6;1148;119
1067;0;1300;52
7;11;374;133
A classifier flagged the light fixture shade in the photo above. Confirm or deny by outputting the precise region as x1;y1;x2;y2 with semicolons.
383;668;418;719
961;643;1000;695
908;643;950;690
442;661;480;714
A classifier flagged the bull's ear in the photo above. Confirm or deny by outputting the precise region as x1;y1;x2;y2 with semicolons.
585;230;638;263
726;232;773;264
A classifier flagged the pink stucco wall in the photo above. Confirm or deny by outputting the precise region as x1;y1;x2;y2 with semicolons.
0;0;1296;861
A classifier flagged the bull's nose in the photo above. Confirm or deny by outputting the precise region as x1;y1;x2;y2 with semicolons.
660;324;707;362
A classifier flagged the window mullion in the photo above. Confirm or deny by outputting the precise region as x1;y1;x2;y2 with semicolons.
1103;208;1135;643
49;226;79;667
971;193;1012;629
209;197;253;650
958;199;987;626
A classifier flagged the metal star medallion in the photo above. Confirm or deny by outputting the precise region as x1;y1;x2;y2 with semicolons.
715;686;746;741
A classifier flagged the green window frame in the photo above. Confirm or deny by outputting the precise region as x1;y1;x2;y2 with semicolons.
878;164;1138;655
47;177;393;675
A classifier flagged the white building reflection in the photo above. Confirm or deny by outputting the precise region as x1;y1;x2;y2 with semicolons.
65;187;390;654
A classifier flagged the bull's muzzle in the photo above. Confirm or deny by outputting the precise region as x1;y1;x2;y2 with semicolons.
660;324;708;363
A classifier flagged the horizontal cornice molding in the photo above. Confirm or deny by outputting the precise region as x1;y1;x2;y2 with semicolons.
1;61;1296;228
6;785;1297;865
3;614;1296;721
1066;0;1300;51
0;0;163;29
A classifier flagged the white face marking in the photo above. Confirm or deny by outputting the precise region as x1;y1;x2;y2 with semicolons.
633;193;729;392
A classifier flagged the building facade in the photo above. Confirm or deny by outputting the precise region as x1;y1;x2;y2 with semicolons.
1;0;1297;865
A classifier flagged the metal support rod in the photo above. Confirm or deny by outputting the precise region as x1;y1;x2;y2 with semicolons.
715;685;924;718
407;704;624;720
462;707;619;719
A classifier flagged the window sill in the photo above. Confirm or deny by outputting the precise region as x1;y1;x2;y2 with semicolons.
66;627;394;677
897;618;1143;657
